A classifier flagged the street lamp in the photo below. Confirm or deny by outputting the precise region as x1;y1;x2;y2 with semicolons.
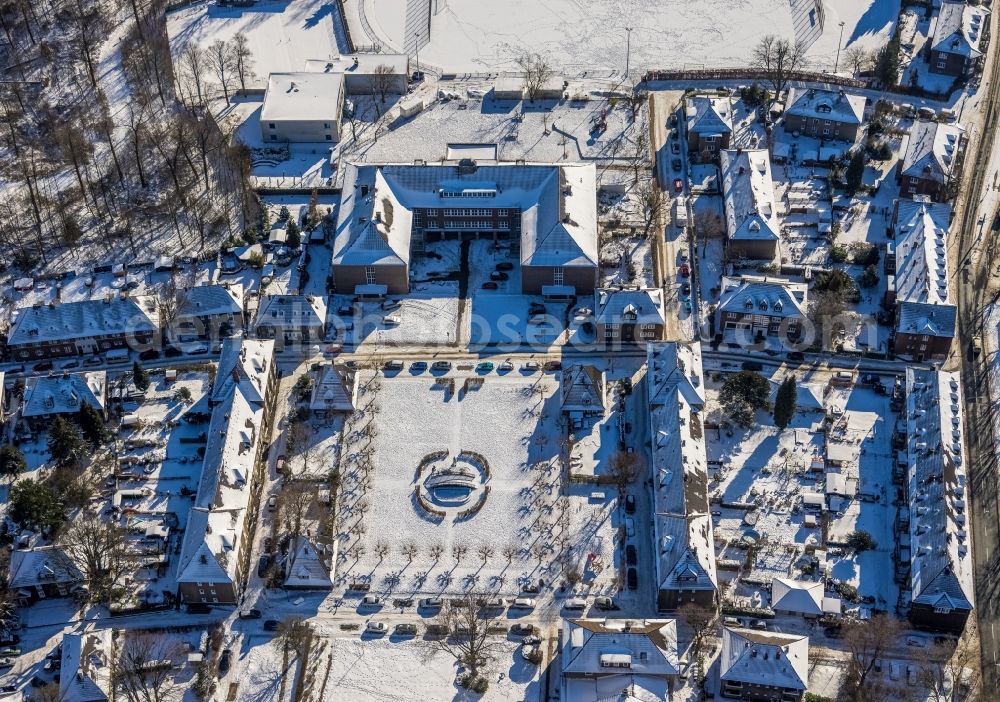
834;21;846;74
415;31;421;77
625;27;633;78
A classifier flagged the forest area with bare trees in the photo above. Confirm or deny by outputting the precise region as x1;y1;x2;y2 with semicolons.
0;0;257;274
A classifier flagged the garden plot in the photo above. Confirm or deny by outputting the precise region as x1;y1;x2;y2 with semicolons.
334;370;616;598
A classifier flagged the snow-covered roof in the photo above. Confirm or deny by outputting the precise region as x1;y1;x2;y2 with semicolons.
717;276;806;319
260;72;344;124
284;536;334;589
561;619;678;678
60;630;111;702
720;149;779;243
932;1;989;59
179;284;243;319
302;53;409;76
897;301;957;339
785;88;865;125
254;295;326;331
646;342;717;597
561;365;606;413
8;546;82;590
720;628;808;691
771;577;824;616
176;338;275;589
309;363;358;412
905;368;973;613
333;162;598;270
901;120;964;184
22;371;106;418
686;95;733;136
893;199;951;307
595;288;665;326
8;296;158;347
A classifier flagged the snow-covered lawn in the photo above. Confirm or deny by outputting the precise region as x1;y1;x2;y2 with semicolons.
235;637;292;702
351;0;897;73
323;637;541;702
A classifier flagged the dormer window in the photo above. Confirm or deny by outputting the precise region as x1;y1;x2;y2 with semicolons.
817;103;831;114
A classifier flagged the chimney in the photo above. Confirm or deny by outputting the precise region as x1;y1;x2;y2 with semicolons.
231;368;240;383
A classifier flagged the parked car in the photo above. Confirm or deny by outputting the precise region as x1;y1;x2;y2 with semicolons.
496;262;514;271
749;619;767;630
139;348;160;361
594;596;617;610
476;361;495;372
431;360;452;371
33;361;54;372
186;603;211;614
382;315;401;326
263;620;280;632
482;281;499;290
421;597;443;609
681;283;690;295
624;494;636;514
380;299;401;311
510;623;536;636
511;597;536;610
239;609;262;620
625;545;637;566
410;361;428;372
672;158;682;171
522;361;540;371
741;360;763;371
787;351;805;361
365;621;387;634
563;597;587;610
489;271;509;281
394;623;418;636
627;567;638;590
543;360;561;371
361;594;382;608
723;616;741;626
266;495;277;511
61;359;80;370
498;360;514;372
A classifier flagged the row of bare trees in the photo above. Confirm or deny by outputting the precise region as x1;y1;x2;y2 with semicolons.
175;33;254;107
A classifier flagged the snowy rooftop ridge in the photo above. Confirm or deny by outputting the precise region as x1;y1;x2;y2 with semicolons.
333;162;598;269
254;295;327;331
594;288;666;326
309;363;358;412
179;284;244;319
284;536;334;589
176;338;275;589
686;95;733;136
901;120;964;184
893;199;952;307
771;577;823;616
905;367;974;613
561;364;606;413
60;629;111;702
646;342;717;597
720;628;809;691
561;618;679;677
717;275;807;319
720;149;779;242
785;88;865;125
932;1;990;59
8;296;158;347
22;371;106;418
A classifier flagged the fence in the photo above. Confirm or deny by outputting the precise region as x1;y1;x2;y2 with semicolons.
642;67;864;89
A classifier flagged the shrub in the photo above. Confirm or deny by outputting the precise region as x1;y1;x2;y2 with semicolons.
829;245;849;263
847;530;876;551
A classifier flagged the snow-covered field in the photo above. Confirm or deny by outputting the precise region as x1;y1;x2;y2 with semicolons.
324;637;541;702
352;0;898;73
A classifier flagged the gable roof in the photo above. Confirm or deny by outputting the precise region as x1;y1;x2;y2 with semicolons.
22;371;106;418
561;364;606;412
901;121;964;184
309;363;358;412
595;288;665;326
785;88;865;125
717;276;806;319
179;284;244;319
9;547;83;590
333;162;598;270
932;1;989;59
284;536;334;589
561;619;679;677
905;368;973;612
720;149;779;244
721;628;809;691
8;296;158;347
686;95;733;136
893;199;952;306
254;295;326;331
896;301;957;339
771;577;824;616
60;630;111;702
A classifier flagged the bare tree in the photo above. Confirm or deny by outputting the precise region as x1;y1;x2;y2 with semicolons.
452;545;468;564
429;543;444;561
751;34;806;99
401;542;418;563
57;513;136;605
427;594;505;682
636;178;664;238
114;631;185;702
501;545;517;564
276;617;312;668
476;545;495;565
371;64;396;105
277;482;315;571
374;541;390;563
230;32;254;92
842;615;903;701
207;39;236;105
609;450;640;498
180;45;208;106
843;45;867;77
693;209;725;243
516;51;553;102
287;419;317;475
919;637;982;702
677;603;716;658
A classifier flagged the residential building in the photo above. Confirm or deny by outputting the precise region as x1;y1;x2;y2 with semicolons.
7;296;159;361
647;342;717;611
22;371;107;425
176;339;277;604
283;536;335;590
720;149;780;260
309;363;358;417
561;364;606;416
594;287;665;344
904;368;974;633
8;546;84;605
716;275;806;340
260;72;344;143
253;295;327;351
172;284;244;342
332;161;599;295
720;628;809;702
783;88;865;142
889;199;956;361
770;578;832;618
685;95;733;157
560;618;678;702
303;54;409;95
929;1;989;77
60;630;111;702
898;121;964;202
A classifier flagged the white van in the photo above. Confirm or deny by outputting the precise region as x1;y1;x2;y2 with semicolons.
512;597;536;610
564;597;587;610
674;196;688;227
